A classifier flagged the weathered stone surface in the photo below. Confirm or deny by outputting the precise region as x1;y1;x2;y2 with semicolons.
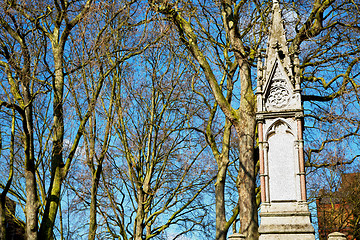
259;202;315;239
258;201;315;239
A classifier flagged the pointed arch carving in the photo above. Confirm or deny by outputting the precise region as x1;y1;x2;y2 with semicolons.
265;119;294;141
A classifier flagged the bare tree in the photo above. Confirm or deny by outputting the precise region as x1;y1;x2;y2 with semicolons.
0;1;359;239
95;42;215;240
0;1;156;239
149;0;360;239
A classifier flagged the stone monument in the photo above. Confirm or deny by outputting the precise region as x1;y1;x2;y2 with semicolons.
256;0;315;239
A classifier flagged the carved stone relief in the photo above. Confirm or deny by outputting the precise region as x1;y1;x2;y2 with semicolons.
265;64;301;111
266;79;290;108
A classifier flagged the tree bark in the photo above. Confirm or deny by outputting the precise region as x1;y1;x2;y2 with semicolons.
134;190;145;240
215;164;228;240
212;118;233;240
39;47;64;240
88;168;101;240
233;63;258;240
220;1;258;237
22;46;38;240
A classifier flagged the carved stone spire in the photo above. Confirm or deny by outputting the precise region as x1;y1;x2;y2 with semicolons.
256;1;315;239
265;0;292;80
257;0;301;113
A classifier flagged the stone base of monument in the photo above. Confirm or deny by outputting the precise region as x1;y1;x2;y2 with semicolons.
259;202;315;240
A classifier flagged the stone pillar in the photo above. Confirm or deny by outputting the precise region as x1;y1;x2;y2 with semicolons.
228;233;246;240
258;119;266;203
255;0;315;239
296;113;307;201
328;232;346;240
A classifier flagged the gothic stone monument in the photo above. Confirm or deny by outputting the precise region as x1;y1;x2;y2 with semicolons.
256;0;315;239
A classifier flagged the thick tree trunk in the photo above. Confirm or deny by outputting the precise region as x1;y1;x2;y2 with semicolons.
24;118;38;240
235;123;258;239
39;49;64;240
23;72;38;240
134;190;145;240
88;167;101;240
233;65;258;240
25;170;38;240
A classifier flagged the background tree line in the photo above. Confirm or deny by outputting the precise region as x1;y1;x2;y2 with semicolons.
0;0;359;240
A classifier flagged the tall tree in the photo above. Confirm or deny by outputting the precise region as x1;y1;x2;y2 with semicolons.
149;0;360;239
0;1;154;239
149;1;269;238
0;3;44;237
97;42;215;240
0;1;359;239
